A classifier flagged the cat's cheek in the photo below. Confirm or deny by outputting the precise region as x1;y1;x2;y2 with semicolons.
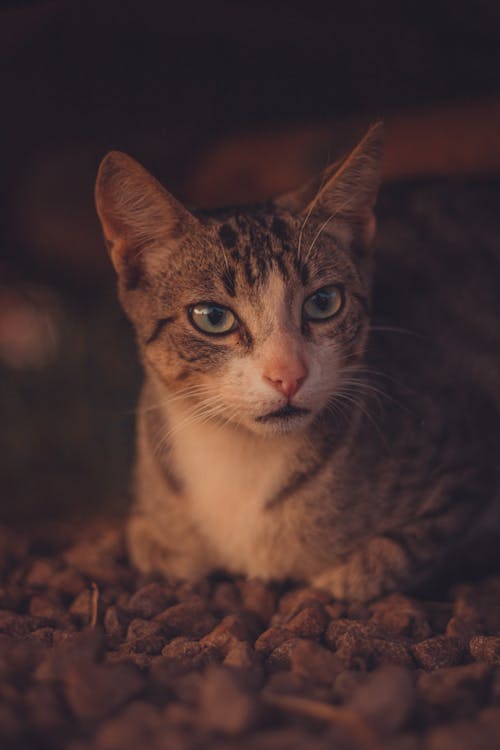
300;347;342;409
142;344;219;393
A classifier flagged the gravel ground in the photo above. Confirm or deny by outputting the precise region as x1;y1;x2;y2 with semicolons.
1;522;500;750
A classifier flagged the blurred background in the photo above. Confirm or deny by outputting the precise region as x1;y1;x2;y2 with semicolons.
1;0;500;524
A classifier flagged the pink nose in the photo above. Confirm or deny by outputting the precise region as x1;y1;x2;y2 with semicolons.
263;361;308;399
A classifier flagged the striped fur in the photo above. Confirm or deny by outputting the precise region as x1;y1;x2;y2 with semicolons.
95;125;500;601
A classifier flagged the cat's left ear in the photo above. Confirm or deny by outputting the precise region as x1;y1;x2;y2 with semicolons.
276;122;384;248
95;151;200;286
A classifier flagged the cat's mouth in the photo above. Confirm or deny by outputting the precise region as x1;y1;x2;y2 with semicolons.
255;404;312;423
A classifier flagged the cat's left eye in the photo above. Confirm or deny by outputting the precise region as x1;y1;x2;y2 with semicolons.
189;303;237;335
303;285;343;321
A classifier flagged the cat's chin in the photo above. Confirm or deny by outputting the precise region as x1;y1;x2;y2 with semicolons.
247;405;315;437
252;420;310;437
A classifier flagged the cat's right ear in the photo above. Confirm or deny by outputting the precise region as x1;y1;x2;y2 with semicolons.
95;151;199;286
275;123;384;249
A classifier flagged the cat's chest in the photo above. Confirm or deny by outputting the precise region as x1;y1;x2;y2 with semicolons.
166;409;295;571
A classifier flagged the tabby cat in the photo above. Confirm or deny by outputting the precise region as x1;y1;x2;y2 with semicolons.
95;124;500;601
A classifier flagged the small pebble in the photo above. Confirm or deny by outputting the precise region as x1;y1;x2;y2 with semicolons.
425;720;497;750
255;627;292;657
69;589;94;626
470;636;500;666
50;567;88;598
198;665;260;734
284;602;328;640
64;661;145;720
411;635;463;671
0;521;499;750
127;582;174;618
268;638;342;684
154;600;216;638
153;637;213;679
126;618;166;654
417;662;491;720
335;628;413;669
104;604;128;645
25;559;60;588
348;665;415;734
371;594;431;641
29;593;69;626
201;613;252;657
224;641;257;671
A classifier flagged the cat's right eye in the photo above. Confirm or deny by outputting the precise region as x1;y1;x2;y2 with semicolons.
303;285;343;321
189;303;237;336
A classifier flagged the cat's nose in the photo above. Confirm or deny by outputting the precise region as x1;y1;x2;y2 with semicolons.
263;361;308;399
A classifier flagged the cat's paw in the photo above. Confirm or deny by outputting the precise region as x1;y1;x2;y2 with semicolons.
127;516;211;581
311;565;384;603
311;537;410;602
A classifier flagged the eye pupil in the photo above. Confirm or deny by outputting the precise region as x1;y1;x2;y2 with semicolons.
303;285;343;321
314;293;330;311
208;307;224;326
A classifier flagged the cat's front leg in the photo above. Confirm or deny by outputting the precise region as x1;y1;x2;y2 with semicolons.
311;534;418;602
311;491;480;602
127;511;214;582
311;514;463;602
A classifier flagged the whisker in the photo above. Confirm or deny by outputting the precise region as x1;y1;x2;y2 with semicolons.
338;377;406;412
339;360;418;395
332;388;390;453
213;405;242;436
325;399;352;428
137;384;218;415
153;396;227;454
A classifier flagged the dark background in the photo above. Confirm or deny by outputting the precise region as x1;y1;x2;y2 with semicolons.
1;0;500;523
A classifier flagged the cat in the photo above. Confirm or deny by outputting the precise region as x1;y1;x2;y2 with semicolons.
94;124;500;602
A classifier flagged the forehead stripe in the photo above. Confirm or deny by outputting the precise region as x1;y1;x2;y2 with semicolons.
219;223;238;248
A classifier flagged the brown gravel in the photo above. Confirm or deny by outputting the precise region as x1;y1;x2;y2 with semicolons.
1;522;500;749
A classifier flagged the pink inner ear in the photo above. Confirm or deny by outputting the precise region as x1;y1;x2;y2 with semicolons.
262;354;309;399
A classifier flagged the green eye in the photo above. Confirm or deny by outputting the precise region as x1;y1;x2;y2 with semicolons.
189;303;237;335
303;285;343;321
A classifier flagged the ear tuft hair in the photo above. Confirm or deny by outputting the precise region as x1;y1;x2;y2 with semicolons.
276;122;384;247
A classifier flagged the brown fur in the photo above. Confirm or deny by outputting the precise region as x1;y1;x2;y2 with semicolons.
95;124;500;601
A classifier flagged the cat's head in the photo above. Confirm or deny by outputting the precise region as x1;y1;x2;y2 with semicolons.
95;124;383;436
